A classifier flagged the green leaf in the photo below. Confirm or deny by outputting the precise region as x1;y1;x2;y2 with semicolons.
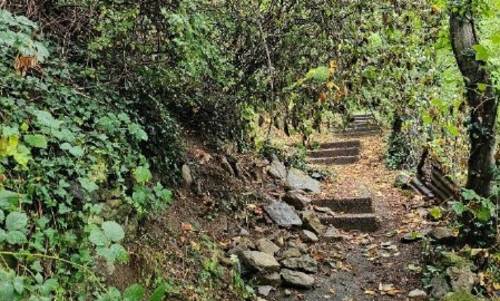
149;283;167;301
79;177;98;193
102;221;125;242
0;190;21;209
473;44;489;62
461;189;478;201
428;207;442;220
13;277;24;294
475;206;491;222
60;143;84;157
97;244;128;263
24;134;48;148
128;123;148;141
0;210;4;223
89;228;108;247
123;284;145;301
13;144;31;166
32;110;62;129
451;202;465;215
6;230;27;245
5;212;28;231
0;281;14;301
133;166;152;184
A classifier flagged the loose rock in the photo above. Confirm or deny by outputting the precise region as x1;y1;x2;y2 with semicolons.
280;248;302;259
394;173;411;188
281;269;315;289
256;238;280;255
240;251;280;273
283;190;311;210
323;226;345;241
268;155;287;180
281;254;318;273
430;226;457;244
301;230;318;243
259;272;282;286
257;285;274;297
408;289;427;300
286;168;321;193
447;266;476;293
264;201;303;227
302;211;325;235
430;275;450;299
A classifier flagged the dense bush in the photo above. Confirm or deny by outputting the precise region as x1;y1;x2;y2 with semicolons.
0;11;173;299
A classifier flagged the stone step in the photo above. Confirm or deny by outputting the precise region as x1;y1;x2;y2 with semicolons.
409;178;435;200
320;213;381;232
307;147;360;158
430;169;458;200
333;129;380;137
345;125;379;131
307;156;360;165
312;197;373;214
319;140;361;149
351;114;373;120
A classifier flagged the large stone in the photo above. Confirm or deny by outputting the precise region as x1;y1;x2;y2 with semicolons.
430;275;450;299
394;172;411;188
240;251;280;273
302;211;325;235
281;254;318;273
268;155;287;180
286;168;321;193
264;201;303;227
447;266;476;293
281;269;315;289
283;190;311;210
256;238;280;255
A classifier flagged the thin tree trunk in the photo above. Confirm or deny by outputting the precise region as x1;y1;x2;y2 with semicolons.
449;8;499;198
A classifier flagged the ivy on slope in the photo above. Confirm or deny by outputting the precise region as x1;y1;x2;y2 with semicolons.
0;10;172;300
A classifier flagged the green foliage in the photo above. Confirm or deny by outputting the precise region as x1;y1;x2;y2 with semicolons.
0;11;174;299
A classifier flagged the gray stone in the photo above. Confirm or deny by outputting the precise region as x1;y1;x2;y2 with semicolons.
286;168;321;193
430;227;457;244
181;164;193;187
430;275;450;299
264;201;303;227
301;230;318;243
394;173;411;188
281;254;318;273
268;155;287;180
284;289;292;296
283;190;311;210
447;266;476;293
259;272;282;286
408;289;427;300
256;238;280;255
240;251;280;273
302;211;325;235
281;248;302;259
257;285;274;297
281;269;315;289
323;226;345;241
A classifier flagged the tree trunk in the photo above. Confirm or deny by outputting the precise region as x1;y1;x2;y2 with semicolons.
449;8;499;197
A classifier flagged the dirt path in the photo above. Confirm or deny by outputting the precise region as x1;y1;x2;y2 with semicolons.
278;135;426;301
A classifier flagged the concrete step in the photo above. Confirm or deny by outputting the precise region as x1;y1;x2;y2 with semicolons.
307;156;360;165
320;213;381;232
307;147;360;158
312;197;373;214
345;125;379;131
319;140;361;149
